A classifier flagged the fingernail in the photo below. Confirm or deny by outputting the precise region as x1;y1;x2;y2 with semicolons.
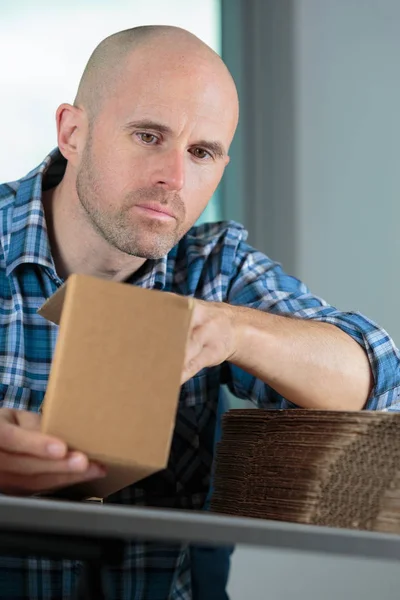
68;453;87;470
47;442;66;458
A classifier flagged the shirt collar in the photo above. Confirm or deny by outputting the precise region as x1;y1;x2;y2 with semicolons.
5;148;60;277
128;255;168;290
5;148;168;290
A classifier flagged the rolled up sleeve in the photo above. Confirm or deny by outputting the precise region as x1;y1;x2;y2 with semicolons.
225;241;400;411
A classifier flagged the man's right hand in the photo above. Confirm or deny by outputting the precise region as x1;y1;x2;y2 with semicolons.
0;408;106;495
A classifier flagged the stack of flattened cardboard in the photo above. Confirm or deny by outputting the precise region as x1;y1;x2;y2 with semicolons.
211;409;400;533
38;274;193;499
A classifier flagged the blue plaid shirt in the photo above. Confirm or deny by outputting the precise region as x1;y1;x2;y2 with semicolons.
1;149;399;599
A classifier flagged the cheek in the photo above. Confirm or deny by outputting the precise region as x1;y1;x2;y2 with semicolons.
183;168;223;224
186;166;223;203
89;128;138;188
90;146;143;197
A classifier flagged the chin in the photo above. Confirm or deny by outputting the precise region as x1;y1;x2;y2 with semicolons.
112;227;184;259
134;250;167;260
132;232;183;259
122;241;175;260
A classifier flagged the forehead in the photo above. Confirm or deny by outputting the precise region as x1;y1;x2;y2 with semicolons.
106;61;237;143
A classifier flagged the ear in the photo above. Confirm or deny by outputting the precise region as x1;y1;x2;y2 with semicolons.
56;103;87;166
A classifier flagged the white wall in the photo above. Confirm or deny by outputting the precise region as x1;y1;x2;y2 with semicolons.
0;0;221;223
295;0;400;344
0;0;219;180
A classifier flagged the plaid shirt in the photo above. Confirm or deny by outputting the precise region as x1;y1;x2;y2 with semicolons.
1;149;399;600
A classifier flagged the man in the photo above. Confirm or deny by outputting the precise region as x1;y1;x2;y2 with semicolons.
0;24;399;599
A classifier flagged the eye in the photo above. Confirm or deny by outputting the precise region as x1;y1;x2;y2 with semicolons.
191;147;212;160
136;132;159;144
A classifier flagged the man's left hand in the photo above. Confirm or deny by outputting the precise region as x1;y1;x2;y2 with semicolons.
181;300;238;383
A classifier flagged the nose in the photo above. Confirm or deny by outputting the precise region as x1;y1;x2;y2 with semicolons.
152;148;185;191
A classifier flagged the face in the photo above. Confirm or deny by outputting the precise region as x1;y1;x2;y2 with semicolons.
73;51;237;259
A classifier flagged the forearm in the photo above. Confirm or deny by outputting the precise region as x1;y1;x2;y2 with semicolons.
229;306;373;410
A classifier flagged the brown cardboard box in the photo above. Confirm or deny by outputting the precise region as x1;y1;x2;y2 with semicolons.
38;274;193;498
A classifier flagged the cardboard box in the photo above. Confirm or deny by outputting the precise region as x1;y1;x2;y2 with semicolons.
38;274;193;498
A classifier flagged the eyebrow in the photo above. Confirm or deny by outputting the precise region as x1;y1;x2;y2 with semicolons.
125;119;227;159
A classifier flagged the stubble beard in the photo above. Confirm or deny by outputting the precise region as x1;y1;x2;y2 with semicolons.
75;143;186;259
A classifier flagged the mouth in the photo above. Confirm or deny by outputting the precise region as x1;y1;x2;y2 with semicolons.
134;203;177;221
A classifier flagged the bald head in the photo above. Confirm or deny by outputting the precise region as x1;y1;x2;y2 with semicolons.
74;25;238;125
57;26;239;263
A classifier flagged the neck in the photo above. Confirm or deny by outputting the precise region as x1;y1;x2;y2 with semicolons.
42;171;146;282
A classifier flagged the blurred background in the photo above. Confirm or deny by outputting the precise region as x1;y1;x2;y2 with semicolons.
1;0;400;598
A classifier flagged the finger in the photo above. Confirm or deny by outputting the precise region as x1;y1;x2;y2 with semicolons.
181;351;205;384
0;419;67;459
184;326;204;365
183;321;216;383
31;463;107;493
13;410;42;431
0;450;91;476
182;335;223;383
0;463;106;496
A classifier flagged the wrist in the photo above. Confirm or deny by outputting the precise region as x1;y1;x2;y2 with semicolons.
226;304;254;366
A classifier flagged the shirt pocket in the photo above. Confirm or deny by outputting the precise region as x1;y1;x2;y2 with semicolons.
0;384;44;412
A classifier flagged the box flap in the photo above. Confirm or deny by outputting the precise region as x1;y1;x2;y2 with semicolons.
38;281;69;325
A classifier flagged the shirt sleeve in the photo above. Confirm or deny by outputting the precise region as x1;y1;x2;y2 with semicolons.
223;240;400;411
